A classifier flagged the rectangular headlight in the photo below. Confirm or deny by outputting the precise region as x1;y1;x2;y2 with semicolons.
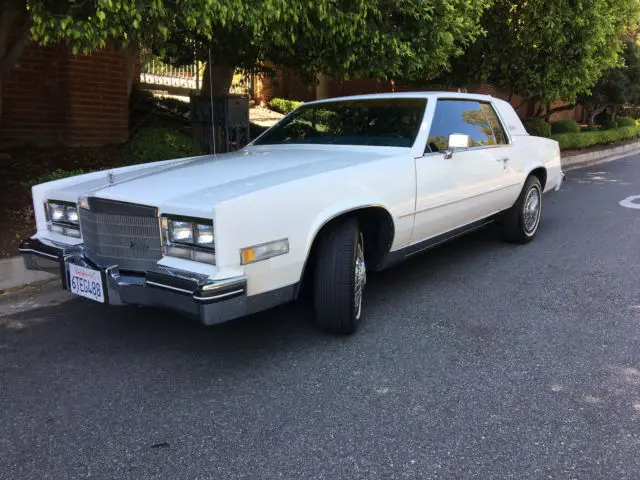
195;224;214;246
168;220;194;243
161;215;215;264
45;200;80;237
240;239;289;265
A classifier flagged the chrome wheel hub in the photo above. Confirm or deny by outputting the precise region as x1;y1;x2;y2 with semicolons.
354;239;366;320
523;186;541;234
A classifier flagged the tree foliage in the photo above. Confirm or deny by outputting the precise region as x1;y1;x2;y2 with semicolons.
1;0;491;81
443;0;640;107
578;39;640;124
151;0;490;86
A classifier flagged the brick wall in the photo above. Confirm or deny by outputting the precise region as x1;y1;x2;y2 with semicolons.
1;42;130;148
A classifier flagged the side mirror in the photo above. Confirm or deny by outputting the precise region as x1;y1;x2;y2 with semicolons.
444;133;470;159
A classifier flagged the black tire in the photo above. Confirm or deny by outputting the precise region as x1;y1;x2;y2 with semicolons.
313;217;366;334
500;175;543;244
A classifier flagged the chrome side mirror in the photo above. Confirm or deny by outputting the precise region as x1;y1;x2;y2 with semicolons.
444;133;470;159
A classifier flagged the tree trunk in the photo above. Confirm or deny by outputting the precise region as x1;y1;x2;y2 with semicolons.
200;61;235;97
585;103;608;125
610;105;618;121
543;103;576;121
316;73;330;100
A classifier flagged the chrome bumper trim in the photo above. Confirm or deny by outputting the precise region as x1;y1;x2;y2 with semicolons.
145;280;193;295
19;236;292;326
18;248;59;260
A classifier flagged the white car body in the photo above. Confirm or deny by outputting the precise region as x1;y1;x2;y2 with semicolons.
20;92;563;328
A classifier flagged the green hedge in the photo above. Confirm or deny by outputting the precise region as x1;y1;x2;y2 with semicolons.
615;116;637;128
268;98;304;114
523;117;551;138
551;119;581;134
552;126;640;150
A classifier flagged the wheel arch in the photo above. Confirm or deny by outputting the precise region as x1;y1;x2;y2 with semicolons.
527;166;547;190
295;204;396;299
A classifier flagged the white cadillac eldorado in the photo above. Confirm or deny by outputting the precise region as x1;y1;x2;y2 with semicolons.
20;92;564;334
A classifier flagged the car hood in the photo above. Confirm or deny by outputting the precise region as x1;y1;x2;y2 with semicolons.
50;145;403;215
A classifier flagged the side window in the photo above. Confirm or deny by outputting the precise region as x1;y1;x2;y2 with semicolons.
427;100;496;153
481;103;508;145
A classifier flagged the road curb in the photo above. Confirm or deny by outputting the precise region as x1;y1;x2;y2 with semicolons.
561;139;640;171
0;256;56;292
2;141;639;293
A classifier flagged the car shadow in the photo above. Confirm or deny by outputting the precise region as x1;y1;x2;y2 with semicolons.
0;223;532;363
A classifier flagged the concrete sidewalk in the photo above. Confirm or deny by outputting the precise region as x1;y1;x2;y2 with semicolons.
0;256;56;292
2;140;640;293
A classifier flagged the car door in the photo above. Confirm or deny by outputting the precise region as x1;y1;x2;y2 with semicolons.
410;99;511;244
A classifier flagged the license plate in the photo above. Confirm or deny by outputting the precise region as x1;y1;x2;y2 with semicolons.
69;264;105;303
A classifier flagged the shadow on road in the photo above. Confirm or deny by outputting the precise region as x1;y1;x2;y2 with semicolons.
0;223;537;362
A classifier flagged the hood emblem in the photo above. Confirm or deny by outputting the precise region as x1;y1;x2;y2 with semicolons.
107;172;115;185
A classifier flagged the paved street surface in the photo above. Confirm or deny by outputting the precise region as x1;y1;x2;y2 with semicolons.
2;156;640;480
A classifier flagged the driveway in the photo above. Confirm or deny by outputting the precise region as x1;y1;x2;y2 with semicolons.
1;155;640;479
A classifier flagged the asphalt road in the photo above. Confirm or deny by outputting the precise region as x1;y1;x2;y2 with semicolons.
2;156;640;480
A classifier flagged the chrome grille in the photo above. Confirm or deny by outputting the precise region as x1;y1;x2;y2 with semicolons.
80;198;162;272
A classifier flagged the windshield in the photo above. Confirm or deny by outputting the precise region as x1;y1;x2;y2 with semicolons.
253;98;427;148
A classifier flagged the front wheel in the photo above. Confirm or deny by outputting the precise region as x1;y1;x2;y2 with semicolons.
500;175;543;243
313;217;366;334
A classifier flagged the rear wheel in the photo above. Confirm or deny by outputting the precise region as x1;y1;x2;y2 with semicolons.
500;175;543;243
313;217;366;334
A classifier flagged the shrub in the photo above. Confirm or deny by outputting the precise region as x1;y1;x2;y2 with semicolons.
127;126;202;165
523;117;551;137
552;126;640;150
615;116;636;128
129;84;154;108
24;168;89;188
617;126;638;140
156;96;191;118
268;98;304;114
551;119;581;134
602;119;617;130
581;124;598;132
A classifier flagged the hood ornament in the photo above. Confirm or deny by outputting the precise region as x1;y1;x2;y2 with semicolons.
107;172;115;185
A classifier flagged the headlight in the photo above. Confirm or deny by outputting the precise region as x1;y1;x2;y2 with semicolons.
45;200;80;238
196;224;214;246
161;215;215;264
168;220;194;243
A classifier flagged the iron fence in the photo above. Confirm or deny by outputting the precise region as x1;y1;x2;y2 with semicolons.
139;47;203;91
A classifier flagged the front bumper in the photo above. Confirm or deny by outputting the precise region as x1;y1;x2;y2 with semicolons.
19;237;292;325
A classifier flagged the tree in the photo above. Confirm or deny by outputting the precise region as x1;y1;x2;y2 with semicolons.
1;0;492;109
442;0;640;117
154;0;491;96
578;39;640;124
